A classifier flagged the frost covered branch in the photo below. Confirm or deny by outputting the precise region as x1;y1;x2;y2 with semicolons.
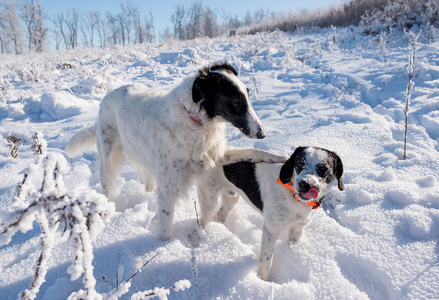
403;39;417;160
103;252;160;300
130;280;191;300
0;153;115;300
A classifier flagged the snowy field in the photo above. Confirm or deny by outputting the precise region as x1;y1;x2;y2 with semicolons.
0;28;438;299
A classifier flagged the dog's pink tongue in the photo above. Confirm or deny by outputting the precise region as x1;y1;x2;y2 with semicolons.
301;189;319;199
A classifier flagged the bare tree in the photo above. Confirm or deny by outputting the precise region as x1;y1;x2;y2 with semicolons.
20;0;36;52
83;10;98;48
144;11;155;43
204;7;216;38
0;31;4;53
171;5;187;40
217;8;231;36
0;0;23;54
65;8;79;49
243;10;253;27
132;5;155;44
53;28;61;50
132;4;142;44
33;2;46;52
94;11;106;48
20;0;46;52
52;12;67;50
116;12;126;46
0;4;8;53
106;12;120;45
228;14;241;31
119;1;133;45
188;2;203;39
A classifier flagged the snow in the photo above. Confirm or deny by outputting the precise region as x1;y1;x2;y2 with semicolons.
1;28;438;299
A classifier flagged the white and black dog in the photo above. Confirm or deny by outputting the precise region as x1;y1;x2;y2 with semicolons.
197;146;344;280
65;62;286;240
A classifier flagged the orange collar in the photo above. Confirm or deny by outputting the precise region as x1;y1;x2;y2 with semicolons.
276;178;321;209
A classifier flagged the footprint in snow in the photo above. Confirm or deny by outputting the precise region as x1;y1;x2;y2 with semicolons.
336;254;398;300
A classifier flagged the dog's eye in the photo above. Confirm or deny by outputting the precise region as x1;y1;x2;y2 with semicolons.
316;165;328;177
230;94;245;110
295;162;304;172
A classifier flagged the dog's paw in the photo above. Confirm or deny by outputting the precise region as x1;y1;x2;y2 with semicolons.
257;266;270;281
197;218;206;228
148;215;171;241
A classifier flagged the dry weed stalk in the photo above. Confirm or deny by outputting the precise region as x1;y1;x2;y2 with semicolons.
33;132;46;155
7;135;21;158
0;82;10;102
403;42;416;160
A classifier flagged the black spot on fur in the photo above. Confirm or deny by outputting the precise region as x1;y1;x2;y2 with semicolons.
223;161;263;212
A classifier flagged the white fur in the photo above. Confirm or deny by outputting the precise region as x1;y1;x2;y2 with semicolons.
198;147;342;281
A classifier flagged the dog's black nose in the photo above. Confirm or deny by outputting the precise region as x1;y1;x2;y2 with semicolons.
298;181;311;192
256;130;265;139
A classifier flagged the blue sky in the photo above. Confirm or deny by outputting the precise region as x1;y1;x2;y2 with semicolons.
40;0;341;34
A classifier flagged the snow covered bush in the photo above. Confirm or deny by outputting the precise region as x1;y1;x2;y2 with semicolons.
0;145;191;299
0;152;115;299
360;0;439;36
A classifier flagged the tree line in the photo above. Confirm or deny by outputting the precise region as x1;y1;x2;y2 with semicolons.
0;0;157;54
5;0;429;55
0;0;272;54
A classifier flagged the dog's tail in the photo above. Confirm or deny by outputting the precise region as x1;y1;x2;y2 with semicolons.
65;124;97;157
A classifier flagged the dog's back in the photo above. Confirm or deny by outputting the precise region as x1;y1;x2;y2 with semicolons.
222;161;288;213
223;161;264;211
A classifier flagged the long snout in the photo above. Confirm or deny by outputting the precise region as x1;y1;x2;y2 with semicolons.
243;108;265;139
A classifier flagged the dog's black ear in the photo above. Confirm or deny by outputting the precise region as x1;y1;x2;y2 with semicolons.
192;76;205;104
192;72;215;104
210;62;238;76
279;158;293;184
279;147;304;184
332;152;344;191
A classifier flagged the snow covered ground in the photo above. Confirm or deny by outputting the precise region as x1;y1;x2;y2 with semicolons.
0;28;438;299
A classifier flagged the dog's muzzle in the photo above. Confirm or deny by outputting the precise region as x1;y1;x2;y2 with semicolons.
276;179;321;209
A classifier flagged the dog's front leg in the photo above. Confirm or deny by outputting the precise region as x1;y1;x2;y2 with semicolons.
217;190;239;223
223;148;288;164
258;226;277;281
288;221;307;246
156;191;177;240
197;183;220;227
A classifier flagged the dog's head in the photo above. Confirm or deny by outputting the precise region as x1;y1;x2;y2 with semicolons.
192;63;265;139
279;146;344;203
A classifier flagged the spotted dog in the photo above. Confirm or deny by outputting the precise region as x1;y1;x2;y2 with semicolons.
197;146;344;280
